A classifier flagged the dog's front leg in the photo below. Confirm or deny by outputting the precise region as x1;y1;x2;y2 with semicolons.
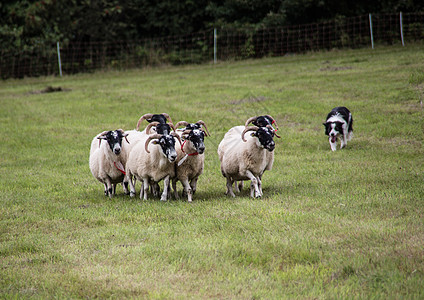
329;138;337;151
340;133;347;149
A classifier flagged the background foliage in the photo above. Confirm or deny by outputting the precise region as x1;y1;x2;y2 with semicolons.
1;0;424;50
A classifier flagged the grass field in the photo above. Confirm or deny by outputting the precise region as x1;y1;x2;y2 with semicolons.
1;44;423;299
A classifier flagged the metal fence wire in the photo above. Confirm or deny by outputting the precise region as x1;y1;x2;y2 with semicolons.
1;13;424;79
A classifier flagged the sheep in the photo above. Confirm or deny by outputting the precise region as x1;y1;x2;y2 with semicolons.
231;115;280;192
127;113;175;197
89;129;130;197
171;121;209;202
218;125;279;198
126;132;182;201
142;120;177;196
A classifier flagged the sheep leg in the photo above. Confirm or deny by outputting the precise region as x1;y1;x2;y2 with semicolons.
226;177;235;197
246;170;260;198
234;180;243;193
257;176;263;197
153;182;160;197
172;179;180;199
112;184;117;196
142;178;149;200
104;178;113;198
128;173;136;198
238;181;244;192
160;175;170;201
103;183;108;196
234;181;240;193
181;178;193;202
190;177;198;195
123;178;130;195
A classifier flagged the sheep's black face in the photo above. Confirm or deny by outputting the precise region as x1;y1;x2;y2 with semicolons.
158;135;177;162
105;130;124;155
154;123;173;135
255;127;275;152
252;116;273;128
187;129;205;154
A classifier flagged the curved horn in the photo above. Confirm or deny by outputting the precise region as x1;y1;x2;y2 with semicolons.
145;122;160;134
196;120;210;136
116;129;130;144
200;128;208;137
181;130;191;137
175;121;189;129
241;126;259;142
97;130;110;138
144;134;161;153
265;115;279;130
136;113;154;131
171;132;182;146
97;130;109;147
244;116;258;127
266;125;281;139
161;113;173;124
116;129;127;136
168;122;176;132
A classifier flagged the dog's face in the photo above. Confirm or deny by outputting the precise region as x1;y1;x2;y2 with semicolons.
323;121;344;143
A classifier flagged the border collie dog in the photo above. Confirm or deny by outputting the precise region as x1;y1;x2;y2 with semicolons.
323;107;353;151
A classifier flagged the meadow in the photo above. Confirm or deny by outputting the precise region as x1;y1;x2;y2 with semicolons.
0;44;423;299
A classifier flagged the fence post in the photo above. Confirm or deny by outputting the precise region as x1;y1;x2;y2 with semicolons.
214;28;217;64
369;14;374;49
400;12;405;46
57;42;63;77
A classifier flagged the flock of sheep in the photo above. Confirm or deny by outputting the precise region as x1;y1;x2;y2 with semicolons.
89;113;280;202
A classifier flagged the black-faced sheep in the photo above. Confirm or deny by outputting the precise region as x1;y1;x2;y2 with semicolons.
89;129;130;197
126;132;182;201
218;125;278;198
172;121;209;202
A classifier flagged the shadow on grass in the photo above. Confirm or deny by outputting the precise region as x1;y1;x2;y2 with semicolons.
82;182;286;205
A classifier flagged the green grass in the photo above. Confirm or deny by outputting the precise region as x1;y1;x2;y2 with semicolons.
1;44;423;299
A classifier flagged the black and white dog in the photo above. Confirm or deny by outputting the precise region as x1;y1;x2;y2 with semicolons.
323;107;353;151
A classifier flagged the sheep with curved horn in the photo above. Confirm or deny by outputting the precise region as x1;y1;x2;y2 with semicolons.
172;121;209;202
89;129;130;197
218;125;279;198
126;131;181;201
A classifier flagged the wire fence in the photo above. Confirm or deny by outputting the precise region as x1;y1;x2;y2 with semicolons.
1;12;424;79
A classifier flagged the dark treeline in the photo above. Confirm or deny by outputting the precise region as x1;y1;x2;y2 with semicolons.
1;0;424;78
1;0;424;49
